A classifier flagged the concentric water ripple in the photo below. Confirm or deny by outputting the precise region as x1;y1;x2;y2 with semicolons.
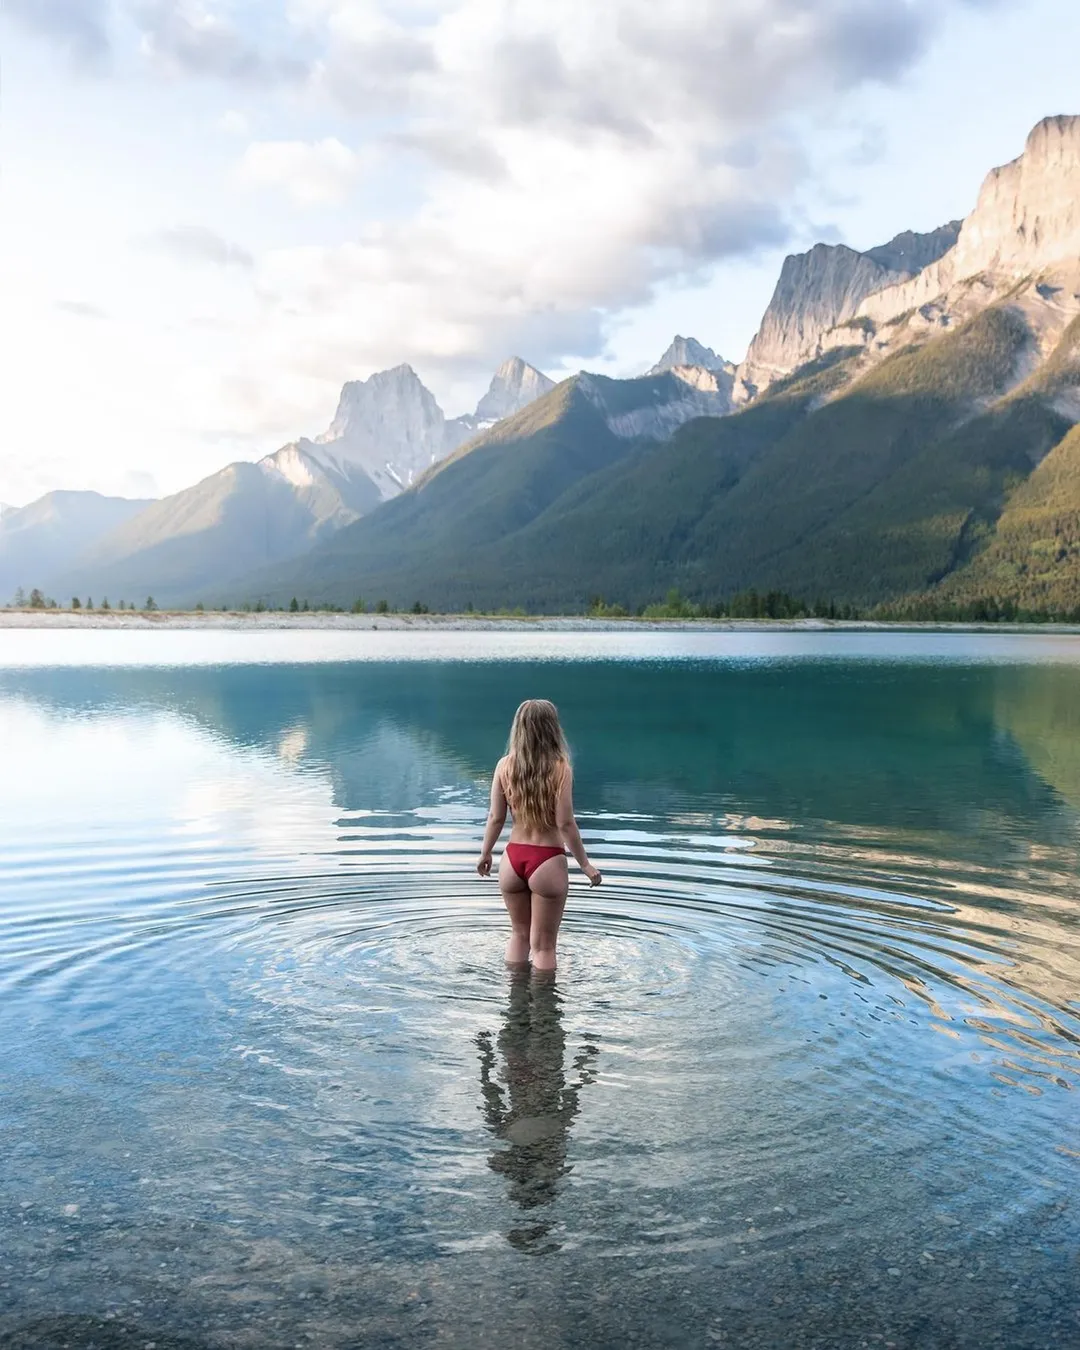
1;649;1079;1349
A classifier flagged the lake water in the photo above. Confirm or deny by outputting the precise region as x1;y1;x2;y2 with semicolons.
0;631;1077;1349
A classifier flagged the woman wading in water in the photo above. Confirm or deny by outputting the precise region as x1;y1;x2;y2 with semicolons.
477;700;601;971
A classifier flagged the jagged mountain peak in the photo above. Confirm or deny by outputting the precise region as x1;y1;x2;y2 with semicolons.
325;363;442;430
735;222;961;398
312;364;448;496
648;336;731;376
475;357;555;423
354;362;424;386
493;355;536;378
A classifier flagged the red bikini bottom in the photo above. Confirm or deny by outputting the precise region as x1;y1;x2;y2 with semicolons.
505;843;565;882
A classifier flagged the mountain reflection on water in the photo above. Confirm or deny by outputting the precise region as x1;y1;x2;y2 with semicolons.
0;641;1077;1349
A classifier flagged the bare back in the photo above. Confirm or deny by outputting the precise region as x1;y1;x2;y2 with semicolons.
497;754;566;847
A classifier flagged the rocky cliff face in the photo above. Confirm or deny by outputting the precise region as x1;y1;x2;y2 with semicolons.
313;357;555;495
475;357;555;423
859;116;1080;328
735;118;1080;406
314;364;451;498
648;336;732;376
777;116;1080;397
863;223;963;274
949;115;1080;277
735;223;960;400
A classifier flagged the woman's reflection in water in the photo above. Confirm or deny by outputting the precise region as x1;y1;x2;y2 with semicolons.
477;972;599;1254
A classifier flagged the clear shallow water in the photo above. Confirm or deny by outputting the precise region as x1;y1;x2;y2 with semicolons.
0;633;1077;1349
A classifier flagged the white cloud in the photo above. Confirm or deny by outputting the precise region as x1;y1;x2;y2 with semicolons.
6;0;110;65
56;299;109;320
237;0;957;389
144;224;255;268
218;107;250;135
236;136;364;206
1;0;1023;503
135;0;308;83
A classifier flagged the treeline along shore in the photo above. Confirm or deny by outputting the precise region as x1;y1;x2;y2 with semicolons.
6;583;1080;628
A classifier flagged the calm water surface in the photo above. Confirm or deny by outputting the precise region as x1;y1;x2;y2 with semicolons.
0;632;1077;1348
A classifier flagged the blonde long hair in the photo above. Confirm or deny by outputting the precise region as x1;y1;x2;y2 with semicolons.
504;699;569;832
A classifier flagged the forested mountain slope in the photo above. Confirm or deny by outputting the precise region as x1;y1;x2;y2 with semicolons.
539;305;1078;612
232;301;1080;613
233;370;733;607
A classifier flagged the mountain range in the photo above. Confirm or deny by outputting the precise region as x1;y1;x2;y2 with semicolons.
17;357;556;606
7;114;1080;616
0;491;154;602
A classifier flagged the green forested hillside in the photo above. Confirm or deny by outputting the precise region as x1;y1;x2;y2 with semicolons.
247;380;625;604
929;422;1080;611
236;305;1080;614
243;348;855;609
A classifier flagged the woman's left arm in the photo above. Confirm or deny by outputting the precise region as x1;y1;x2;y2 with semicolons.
477;761;508;876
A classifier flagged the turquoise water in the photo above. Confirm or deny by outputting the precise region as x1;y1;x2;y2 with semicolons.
0;632;1077;1348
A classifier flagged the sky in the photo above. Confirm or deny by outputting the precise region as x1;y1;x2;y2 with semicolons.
2;0;1080;507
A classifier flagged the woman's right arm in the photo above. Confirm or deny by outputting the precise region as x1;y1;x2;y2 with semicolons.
477;759;508;876
556;766;601;886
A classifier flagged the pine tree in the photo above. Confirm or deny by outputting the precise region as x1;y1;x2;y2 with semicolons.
144;596;157;612
71;597;81;610
289;597;299;612
29;589;45;609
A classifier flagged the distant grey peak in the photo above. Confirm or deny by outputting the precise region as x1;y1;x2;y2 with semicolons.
647;335;730;376
576;368;732;440
314;364;450;498
474;356;555;423
319;364;443;445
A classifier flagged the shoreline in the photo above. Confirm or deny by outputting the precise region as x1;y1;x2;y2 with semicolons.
3;610;1080;635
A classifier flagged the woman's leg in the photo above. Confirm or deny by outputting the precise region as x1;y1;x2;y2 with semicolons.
499;852;531;966
527;854;569;972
